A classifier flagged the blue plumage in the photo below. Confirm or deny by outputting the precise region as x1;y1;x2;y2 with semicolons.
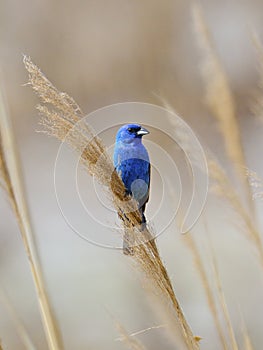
114;124;150;254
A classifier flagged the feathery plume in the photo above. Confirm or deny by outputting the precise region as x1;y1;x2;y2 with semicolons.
23;56;200;350
246;168;263;200
192;4;253;212
209;159;263;265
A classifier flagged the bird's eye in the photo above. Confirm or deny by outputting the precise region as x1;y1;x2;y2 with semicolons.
128;127;136;133
127;127;140;133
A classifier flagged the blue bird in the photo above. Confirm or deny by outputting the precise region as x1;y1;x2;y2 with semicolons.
113;123;150;254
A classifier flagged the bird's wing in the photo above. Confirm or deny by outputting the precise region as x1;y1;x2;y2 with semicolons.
145;161;151;203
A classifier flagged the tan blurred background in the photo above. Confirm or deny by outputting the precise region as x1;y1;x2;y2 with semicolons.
1;0;263;349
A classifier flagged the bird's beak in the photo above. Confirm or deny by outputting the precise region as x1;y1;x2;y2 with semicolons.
136;127;149;136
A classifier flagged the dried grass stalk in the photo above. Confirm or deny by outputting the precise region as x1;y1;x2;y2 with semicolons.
0;288;36;350
209;159;263;266
242;323;254;350
210;246;238;350
251;32;263;121
161;98;263;264
184;234;228;350
192;4;253;211
116;324;166;341
158;89;258;348
0;138;16;210
236;307;255;350
0;84;63;350
115;320;147;350
133;232;199;350
23;56;200;350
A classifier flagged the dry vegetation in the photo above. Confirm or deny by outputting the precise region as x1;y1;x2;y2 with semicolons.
0;84;63;350
208;159;263;264
0;289;36;350
23;55;199;350
246;169;263;200
0;4;262;350
192;5;253;213
114;319;147;350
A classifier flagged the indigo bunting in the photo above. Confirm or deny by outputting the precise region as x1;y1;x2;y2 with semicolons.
113;124;150;254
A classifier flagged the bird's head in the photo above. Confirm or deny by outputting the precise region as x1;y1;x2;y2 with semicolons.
116;124;149;144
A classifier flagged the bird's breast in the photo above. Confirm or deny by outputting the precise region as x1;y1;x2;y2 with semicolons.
114;143;149;163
